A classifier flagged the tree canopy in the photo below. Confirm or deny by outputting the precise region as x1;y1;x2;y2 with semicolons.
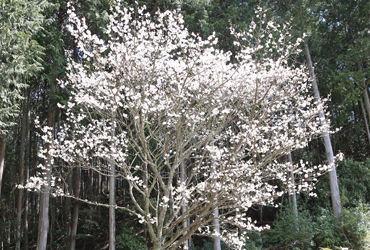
2;0;370;249
0;0;46;131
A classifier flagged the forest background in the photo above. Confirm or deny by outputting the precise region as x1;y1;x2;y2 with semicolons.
1;0;370;249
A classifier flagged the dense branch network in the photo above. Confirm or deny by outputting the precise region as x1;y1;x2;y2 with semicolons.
25;3;335;249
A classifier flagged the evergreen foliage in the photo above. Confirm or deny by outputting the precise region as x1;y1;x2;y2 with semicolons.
264;205;316;250
0;0;46;131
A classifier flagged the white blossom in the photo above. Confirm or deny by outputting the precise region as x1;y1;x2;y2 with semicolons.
24;4;333;250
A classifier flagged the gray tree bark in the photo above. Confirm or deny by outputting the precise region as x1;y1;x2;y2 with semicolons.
109;115;116;250
181;159;190;249
24;94;30;250
36;77;56;250
16;94;28;250
287;152;298;219
213;206;221;250
363;87;370;123
36;138;53;250
109;164;116;250
358;61;370;147
358;60;370;127
304;41;341;218
211;143;221;250
360;100;370;145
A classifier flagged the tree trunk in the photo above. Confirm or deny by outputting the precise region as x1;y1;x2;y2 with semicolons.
358;61;370;146
0;132;6;198
36;79;56;250
304;41;341;218
24;102;30;250
109;115;116;250
36;135;53;250
31;124;38;243
363;87;370;121
213;206;221;250
16;94;28;250
69;167;80;250
211;143;221;250
359;62;370;126
287;152;298;219
143;163;148;247
181;159;190;249
360;100;370;145
109;163;115;250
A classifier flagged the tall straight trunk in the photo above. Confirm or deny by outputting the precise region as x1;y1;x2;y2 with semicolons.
180;159;190;249
287;152;298;219
31;125;38;243
363;87;370;123
304;41;341;218
37;79;56;250
24;101;30;250
69;167;80;250
109;163;115;250
360;100;370;145
109;115;116;250
211;143;221;250
143;163;148;247
0;132;5;198
36;125;54;250
358;61;370;145
213;206;221;250
9;121;19;246
16;94;28;250
357;61;370;125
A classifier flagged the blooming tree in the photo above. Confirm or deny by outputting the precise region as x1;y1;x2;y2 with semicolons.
27;3;332;250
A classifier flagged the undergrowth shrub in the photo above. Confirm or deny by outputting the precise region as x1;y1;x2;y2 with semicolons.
313;208;341;248
264;204;316;250
337;159;370;207
243;230;262;250
190;237;228;250
116;225;147;250
314;204;370;249
339;204;370;249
